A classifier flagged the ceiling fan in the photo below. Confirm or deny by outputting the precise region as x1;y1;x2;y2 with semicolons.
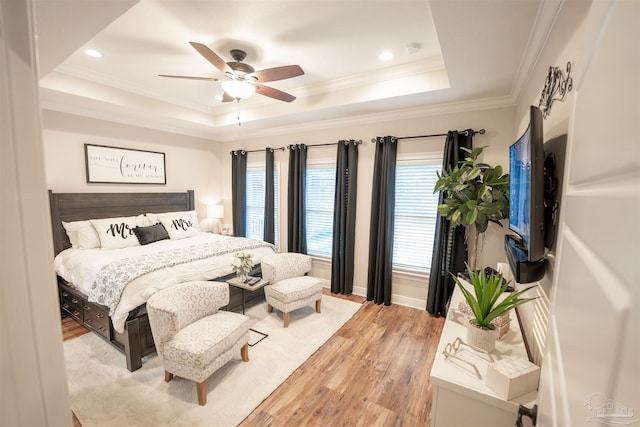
159;42;304;103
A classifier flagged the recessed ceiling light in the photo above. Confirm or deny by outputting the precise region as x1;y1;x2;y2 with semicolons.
215;95;223;101
379;50;393;61
84;49;102;58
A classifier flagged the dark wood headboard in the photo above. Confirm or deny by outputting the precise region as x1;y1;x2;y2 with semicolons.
49;190;195;255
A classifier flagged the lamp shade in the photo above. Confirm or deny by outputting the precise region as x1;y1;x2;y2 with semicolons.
207;204;224;219
221;80;256;99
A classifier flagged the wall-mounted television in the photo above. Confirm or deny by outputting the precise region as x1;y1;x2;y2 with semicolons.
508;105;545;263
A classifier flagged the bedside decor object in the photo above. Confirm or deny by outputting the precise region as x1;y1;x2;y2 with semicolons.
232;251;253;283
486;356;541;400
538;61;573;119
434;146;509;269
453;264;538;352
207;204;224;233
84;144;166;184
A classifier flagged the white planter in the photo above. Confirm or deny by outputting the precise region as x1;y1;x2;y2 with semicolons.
466;319;499;352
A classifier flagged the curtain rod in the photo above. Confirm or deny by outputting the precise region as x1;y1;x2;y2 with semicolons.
230;139;363;154
287;140;363;149
230;147;285;155
369;129;485;143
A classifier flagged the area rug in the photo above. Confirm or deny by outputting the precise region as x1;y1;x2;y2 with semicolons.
64;295;361;427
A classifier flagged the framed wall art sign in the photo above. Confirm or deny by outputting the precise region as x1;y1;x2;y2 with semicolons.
85;144;166;184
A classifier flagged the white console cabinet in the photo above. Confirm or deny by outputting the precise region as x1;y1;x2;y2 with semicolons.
429;281;537;427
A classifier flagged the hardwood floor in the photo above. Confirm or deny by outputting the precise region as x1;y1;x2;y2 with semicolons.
239;293;445;426
62;315;90;340
62;289;444;427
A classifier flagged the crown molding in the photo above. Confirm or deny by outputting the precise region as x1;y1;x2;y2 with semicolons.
510;0;565;101
51;66;218;114
39;88;218;140
212;95;516;141
41;86;515;142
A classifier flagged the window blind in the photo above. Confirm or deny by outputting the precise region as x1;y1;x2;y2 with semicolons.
305;164;336;257
246;165;278;247
393;160;441;273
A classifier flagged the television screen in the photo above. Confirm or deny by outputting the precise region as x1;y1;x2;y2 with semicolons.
509;132;531;242
508;105;545;262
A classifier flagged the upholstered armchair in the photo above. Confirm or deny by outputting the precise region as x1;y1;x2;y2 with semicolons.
261;253;323;327
146;281;251;405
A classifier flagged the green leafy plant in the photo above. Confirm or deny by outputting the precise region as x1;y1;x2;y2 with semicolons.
453;264;537;328
434;146;510;269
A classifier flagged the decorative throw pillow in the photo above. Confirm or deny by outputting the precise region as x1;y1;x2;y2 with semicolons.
146;210;200;231
90;216;141;249
62;220;100;249
133;223;170;245
158;214;200;240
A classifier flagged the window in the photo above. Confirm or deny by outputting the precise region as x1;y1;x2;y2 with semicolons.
246;163;279;247
305;162;336;257
393;156;442;274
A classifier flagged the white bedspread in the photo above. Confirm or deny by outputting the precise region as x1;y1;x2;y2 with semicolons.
54;233;276;333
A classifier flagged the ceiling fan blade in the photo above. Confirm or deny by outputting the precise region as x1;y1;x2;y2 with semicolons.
252;65;304;82
255;84;296;102
222;92;235;102
159;74;220;81
189;41;235;76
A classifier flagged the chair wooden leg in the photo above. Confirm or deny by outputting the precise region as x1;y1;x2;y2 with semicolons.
196;381;207;406
165;371;173;382
316;299;322;313
241;342;249;362
268;304;273;313
283;312;290;328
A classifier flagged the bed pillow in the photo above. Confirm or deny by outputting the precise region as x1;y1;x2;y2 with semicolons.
90;216;141;249
158;214;200;240
146;210;200;231
133;223;170;245
62;220;101;249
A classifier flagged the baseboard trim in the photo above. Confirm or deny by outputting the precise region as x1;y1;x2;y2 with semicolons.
321;284;427;311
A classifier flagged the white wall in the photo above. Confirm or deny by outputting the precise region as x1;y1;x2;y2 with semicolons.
1;0;71;424
511;0;592;364
220;106;516;307
42;110;224;221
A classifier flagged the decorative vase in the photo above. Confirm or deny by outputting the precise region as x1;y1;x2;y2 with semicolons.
466;319;499;352
237;270;249;283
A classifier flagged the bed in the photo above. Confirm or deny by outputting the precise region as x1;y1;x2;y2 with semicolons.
50;190;276;371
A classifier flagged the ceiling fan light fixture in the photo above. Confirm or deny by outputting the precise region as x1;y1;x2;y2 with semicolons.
221;80;256;99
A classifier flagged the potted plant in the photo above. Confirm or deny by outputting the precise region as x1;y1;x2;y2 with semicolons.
434;146;510;270
453;264;537;351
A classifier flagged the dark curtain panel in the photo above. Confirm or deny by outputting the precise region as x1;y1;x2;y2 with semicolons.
331;140;359;295
231;150;247;237
287;144;307;253
366;136;397;305
426;130;474;316
264;148;275;244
